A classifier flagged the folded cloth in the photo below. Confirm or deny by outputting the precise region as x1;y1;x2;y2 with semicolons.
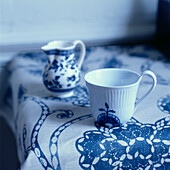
1;45;170;170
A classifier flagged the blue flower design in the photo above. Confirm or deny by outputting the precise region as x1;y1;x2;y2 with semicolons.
76;117;170;169
158;94;170;114
55;110;74;119
97;103;120;128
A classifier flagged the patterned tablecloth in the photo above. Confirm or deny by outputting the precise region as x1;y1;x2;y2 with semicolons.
1;45;170;170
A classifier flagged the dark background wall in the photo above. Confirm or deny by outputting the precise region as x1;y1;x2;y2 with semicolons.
156;0;170;58
0;117;19;170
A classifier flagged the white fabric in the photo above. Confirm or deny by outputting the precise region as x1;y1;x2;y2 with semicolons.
0;45;170;170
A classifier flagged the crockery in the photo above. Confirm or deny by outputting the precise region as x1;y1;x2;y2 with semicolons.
42;40;86;97
85;68;157;127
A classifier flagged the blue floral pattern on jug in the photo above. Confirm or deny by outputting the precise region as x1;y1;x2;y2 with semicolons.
43;49;80;93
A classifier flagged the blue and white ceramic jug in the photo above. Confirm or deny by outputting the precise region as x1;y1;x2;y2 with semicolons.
41;40;86;97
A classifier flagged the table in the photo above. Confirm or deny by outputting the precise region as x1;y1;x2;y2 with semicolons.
1;45;170;169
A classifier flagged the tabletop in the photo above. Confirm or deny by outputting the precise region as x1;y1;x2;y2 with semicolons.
1;44;170;170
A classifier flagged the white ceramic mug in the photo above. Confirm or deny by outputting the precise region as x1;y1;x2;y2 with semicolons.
85;68;157;128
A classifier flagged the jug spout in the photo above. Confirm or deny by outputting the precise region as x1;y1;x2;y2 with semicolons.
41;45;55;64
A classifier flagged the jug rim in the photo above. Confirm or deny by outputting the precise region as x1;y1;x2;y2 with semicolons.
41;40;75;51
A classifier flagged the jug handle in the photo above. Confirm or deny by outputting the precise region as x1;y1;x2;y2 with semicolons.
73;40;86;69
135;70;157;109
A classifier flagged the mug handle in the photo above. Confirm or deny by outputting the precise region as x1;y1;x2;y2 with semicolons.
73;40;86;69
135;70;157;109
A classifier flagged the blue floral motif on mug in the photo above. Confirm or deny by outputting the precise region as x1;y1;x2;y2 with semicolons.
96;103;120;128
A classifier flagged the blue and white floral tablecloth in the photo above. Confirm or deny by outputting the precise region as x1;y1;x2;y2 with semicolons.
1;45;170;170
